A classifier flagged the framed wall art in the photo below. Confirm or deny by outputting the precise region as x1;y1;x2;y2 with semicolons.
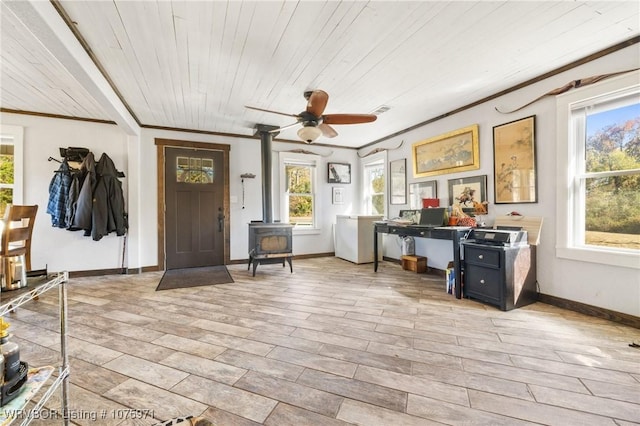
493;115;537;204
408;180;438;209
389;159;406;205
448;175;488;214
328;162;351;183
412;124;479;178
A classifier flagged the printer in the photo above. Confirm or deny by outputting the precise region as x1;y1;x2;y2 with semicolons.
466;228;528;247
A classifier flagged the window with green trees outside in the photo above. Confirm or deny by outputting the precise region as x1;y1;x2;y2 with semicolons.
286;164;314;227
0;144;14;217
577;96;639;250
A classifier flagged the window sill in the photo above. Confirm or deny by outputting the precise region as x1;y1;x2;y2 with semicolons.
556;246;640;269
292;227;321;236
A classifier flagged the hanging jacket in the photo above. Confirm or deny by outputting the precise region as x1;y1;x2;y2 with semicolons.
46;160;72;228
92;153;127;241
65;172;81;229
72;152;96;235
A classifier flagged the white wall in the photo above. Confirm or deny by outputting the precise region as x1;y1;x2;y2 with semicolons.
135;128;261;265
0;117;366;271
136;129;362;264
3;44;637;316
270;141;362;255
0;114;128;272
370;45;639;317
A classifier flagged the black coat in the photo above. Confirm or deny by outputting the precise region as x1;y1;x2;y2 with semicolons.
71;152;96;233
92;153;127;241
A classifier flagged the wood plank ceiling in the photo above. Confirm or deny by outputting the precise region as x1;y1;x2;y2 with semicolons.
1;1;639;148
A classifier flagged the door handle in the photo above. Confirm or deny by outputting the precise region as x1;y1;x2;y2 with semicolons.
218;208;224;232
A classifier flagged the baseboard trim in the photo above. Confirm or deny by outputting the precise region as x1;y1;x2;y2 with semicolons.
68;268;128;278
537;293;640;329
64;255;336;276
65;254;338;276
293;252;335;260
66;265;160;277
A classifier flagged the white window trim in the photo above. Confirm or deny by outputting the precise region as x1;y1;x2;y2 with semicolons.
361;151;387;216
0;124;24;206
279;152;321;235
556;71;640;269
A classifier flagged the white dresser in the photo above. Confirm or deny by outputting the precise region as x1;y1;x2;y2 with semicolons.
334;215;383;264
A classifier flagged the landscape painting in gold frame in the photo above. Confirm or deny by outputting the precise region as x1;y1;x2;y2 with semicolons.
412;124;480;178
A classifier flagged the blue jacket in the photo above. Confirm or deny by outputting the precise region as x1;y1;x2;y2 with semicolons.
47;161;72;228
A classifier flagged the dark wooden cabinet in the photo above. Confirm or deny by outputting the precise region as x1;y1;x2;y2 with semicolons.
463;242;537;311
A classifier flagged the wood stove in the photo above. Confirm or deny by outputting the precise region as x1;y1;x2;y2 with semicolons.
248;223;293;276
247;124;295;276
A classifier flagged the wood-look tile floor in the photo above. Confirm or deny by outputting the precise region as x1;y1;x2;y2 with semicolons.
8;257;640;425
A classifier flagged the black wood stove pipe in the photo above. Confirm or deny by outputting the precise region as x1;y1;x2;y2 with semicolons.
255;124;279;223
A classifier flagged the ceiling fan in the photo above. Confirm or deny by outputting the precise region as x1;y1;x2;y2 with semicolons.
246;90;377;143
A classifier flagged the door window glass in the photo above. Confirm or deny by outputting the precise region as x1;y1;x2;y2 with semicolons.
176;156;214;183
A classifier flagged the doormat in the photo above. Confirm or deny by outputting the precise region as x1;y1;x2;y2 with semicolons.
156;265;234;291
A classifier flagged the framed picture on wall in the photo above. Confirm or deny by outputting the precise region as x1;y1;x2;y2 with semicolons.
408;180;438;209
328;162;351;183
448;175;488;214
412;124;480;178
493;115;538;203
389;159;406;205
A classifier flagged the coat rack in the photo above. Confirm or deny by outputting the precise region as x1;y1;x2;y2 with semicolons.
48;146;90;171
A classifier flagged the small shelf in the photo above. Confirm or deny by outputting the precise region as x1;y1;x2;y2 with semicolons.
0;366;55;425
0;273;66;315
0;272;70;425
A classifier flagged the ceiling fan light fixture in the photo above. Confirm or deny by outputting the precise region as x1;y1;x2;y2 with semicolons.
297;125;322;143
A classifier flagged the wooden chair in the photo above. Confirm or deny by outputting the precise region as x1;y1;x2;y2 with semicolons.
0;204;38;290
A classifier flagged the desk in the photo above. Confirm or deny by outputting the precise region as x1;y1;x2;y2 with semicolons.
373;223;472;299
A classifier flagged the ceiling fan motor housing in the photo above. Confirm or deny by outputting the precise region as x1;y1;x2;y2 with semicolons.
298;110;319;125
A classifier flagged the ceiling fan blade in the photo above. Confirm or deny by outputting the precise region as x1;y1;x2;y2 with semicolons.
245;105;299;119
319;123;338;138
322;114;377;125
269;121;301;133
306;90;329;117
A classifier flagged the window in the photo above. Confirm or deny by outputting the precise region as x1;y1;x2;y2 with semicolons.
363;157;385;215
0;125;24;217
176;156;214;183
557;72;640;268
280;153;318;229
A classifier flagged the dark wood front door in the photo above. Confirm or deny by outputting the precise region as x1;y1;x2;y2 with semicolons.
165;147;224;269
